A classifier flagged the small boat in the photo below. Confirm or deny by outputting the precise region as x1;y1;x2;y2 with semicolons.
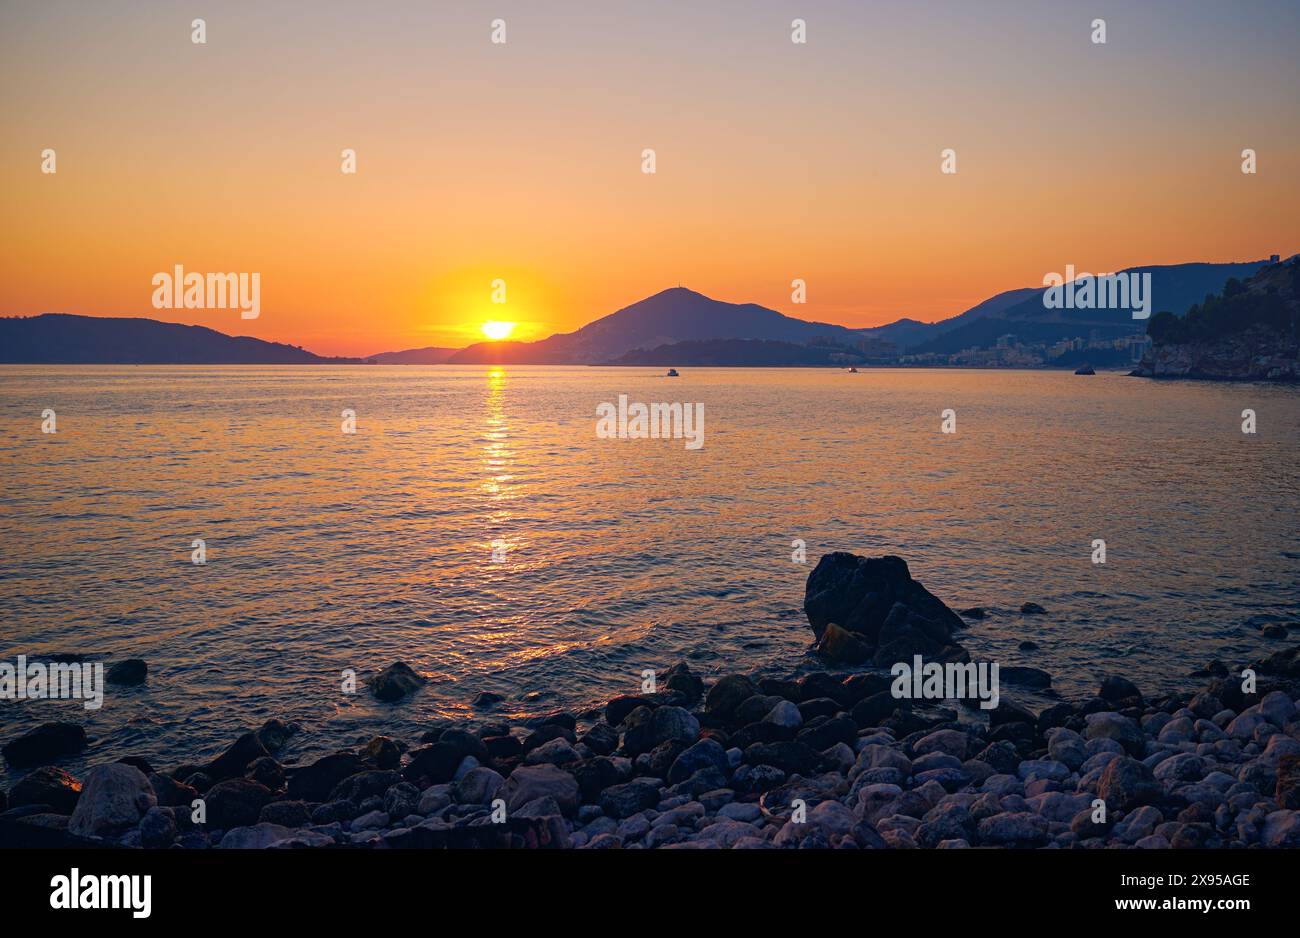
666;368;679;377
848;366;859;373
1074;364;1095;375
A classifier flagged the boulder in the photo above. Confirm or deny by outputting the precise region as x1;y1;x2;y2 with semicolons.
814;623;871;664
285;751;365;802
704;675;759;718
2;722;87;768
205;778;274;829
105;658;147;685
365;662;426;702
7;766;82;814
803;552;964;645
68;763;156;837
500;764;580;816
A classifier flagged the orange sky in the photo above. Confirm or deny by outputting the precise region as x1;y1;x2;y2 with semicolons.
2;1;1298;356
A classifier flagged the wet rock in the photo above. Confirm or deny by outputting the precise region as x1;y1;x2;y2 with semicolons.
401;744;463;787
362;736;403;770
959;607;986;620
8;766;81;814
803;552;965;644
286;751;365;802
205;778;274;829
815;623;872;664
663;662;704;704
68;763;156;837
742;741;821;776
259;800;312;827
204;731;270;781
1261;810;1300;848
2;722;87;769
217;822;298;849
105;659;147;685
244;756;285;791
1002;666;1052;689
705;675;759;719
366;662;426;702
472;691;504;709
763;700;803;730
1098;674;1142;705
1019;602;1046;615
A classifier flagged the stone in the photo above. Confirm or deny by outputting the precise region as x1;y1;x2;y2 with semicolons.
2;722;87;768
139;805;177;847
365;661;426;702
1084;711;1145;756
216;822;297;849
453;766;505;805
205;778;274;829
1098;674;1141;704
68;763;156;837
762;700;803;730
815;623;871;664
1098;756;1160;812
1020;602;1046;614
705;675;759;718
105;658;147;685
667;739;731;785
803;552;965;644
599;780;661;819
976;811;1049;846
7;765;81;814
650;706;701;745
501;764;580;816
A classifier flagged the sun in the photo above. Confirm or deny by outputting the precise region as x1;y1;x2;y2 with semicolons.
481;321;516;341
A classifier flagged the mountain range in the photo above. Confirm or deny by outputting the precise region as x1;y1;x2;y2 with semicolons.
0;257;1285;365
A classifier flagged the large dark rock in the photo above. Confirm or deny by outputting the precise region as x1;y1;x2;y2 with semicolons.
205;778;274;829
105;658;147;686
203;731;269;781
285;751;365;802
8;766;82;814
2;723;87;768
804;553;965;643
366;662;426;702
704;675;759;719
400;744;463;787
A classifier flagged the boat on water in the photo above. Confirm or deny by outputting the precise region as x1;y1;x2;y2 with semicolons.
1074;364;1095;375
666;368;679;377
848;366;859;373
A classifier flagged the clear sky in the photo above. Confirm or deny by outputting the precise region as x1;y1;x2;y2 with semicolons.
2;0;1298;356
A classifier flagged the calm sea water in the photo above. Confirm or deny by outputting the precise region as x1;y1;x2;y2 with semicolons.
1;365;1297;781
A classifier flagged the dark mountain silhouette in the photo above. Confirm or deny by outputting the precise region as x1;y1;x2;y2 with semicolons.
609;338;865;367
447;287;864;364
859;288;1040;349
366;346;459;364
1134;257;1299;380
906;260;1275;356
0;314;364;364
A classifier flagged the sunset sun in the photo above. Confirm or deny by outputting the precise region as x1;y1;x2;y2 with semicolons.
480;321;516;341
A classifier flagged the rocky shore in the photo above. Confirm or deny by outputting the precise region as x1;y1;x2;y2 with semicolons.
4;552;1299;850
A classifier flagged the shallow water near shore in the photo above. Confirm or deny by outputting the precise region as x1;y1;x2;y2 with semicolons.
1;365;1297;781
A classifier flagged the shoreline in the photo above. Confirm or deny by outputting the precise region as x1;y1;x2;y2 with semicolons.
4;553;1298;850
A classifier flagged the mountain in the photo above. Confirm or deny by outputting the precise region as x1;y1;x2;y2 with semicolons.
906;260;1275;356
1134;258;1299;380
608;338;866;367
366;346;459;364
0;314;365;364
859;287;1040;349
447;287;865;364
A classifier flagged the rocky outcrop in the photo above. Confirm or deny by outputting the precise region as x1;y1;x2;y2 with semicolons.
804;553;968;666
1132;328;1298;381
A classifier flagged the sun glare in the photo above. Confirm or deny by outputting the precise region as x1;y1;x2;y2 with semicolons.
481;321;516;341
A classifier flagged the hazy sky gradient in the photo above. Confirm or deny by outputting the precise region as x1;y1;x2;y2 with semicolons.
3;0;1298;355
